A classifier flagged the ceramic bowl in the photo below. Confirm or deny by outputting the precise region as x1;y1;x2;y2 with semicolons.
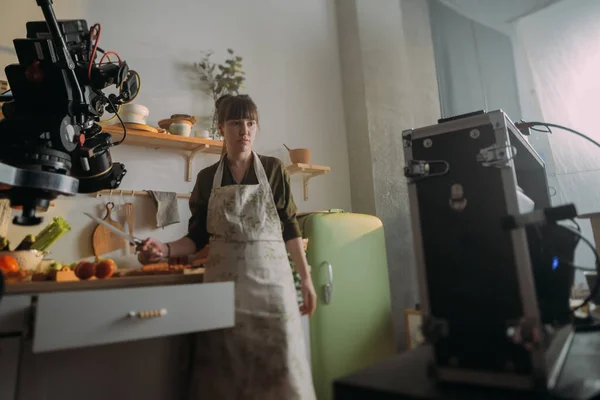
119;104;149;125
0;250;45;272
169;121;193;137
289;148;311;164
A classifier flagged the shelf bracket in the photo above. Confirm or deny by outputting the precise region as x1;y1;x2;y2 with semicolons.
301;170;326;201
303;175;311;201
186;145;209;182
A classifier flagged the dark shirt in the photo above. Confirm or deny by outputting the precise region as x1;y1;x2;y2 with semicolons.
186;154;301;250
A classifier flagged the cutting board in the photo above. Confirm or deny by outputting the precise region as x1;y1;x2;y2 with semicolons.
0;199;10;237
92;202;125;259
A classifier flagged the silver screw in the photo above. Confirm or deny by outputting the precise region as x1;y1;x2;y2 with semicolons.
470;129;480;139
506;327;515;337
423;139;432;148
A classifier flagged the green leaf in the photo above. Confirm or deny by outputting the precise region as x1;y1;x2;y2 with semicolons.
235;56;242;61
227;48;234;54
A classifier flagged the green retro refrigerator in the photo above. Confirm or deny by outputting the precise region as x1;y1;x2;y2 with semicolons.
298;211;396;400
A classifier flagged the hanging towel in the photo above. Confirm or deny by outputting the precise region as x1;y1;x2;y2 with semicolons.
146;190;180;228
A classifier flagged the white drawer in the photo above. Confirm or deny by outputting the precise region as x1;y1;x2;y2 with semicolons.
0;295;30;332
33;282;234;353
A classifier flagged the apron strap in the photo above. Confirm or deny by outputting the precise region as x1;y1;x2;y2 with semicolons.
212;152;269;189
212;155;226;190
252;152;270;187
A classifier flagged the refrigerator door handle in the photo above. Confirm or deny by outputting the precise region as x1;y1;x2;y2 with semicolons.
321;261;333;305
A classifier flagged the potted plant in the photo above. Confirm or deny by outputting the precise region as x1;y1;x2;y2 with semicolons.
194;49;246;139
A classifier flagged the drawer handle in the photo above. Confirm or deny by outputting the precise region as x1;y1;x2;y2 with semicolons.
128;308;168;319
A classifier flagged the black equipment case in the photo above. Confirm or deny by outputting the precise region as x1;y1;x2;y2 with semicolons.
402;110;576;392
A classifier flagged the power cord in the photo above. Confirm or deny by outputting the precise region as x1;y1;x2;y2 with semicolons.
94;89;127;145
557;224;600;313
107;95;127;145
516;121;600;313
517;121;600;150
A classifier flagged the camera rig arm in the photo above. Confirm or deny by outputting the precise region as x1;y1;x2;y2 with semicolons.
0;0;140;225
37;0;87;117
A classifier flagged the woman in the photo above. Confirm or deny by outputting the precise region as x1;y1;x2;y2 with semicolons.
137;94;317;399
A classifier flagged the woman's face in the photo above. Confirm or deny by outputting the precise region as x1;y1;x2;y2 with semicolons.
220;118;257;154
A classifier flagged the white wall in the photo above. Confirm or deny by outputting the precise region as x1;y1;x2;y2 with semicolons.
1;0;351;266
335;0;441;350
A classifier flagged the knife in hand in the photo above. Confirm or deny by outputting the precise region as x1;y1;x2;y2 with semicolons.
84;212;144;247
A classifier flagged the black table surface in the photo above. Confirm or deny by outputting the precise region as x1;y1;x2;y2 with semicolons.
334;331;600;400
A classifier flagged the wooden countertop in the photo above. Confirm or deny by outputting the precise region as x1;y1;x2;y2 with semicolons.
5;270;205;295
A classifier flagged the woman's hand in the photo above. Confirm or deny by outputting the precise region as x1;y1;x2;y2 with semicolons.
300;276;317;317
136;238;168;265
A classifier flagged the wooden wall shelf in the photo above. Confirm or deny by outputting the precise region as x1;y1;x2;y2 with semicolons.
286;163;331;201
102;125;223;182
93;189;191;200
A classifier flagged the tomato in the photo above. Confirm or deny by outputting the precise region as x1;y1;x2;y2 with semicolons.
0;255;20;274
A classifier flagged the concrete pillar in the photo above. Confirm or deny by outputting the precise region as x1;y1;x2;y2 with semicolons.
335;0;441;350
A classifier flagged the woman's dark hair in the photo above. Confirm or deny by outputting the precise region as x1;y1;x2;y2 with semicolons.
215;94;259;155
216;93;259;123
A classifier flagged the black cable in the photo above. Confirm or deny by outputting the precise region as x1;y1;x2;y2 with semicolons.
518;121;600;311
522;121;600;150
558;224;600;312
530;125;552;134
565;262;595;272
569;218;581;232
91;89;126;145
105;95;126;145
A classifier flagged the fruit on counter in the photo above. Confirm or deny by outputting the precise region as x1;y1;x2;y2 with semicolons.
31;217;71;252
74;261;96;280
46;261;70;272
95;259;116;279
0;255;19;274
0;236;10;251
4;270;32;283
15;234;36;251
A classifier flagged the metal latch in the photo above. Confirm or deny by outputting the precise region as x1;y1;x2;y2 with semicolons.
506;317;542;352
476;144;517;167
404;160;450;182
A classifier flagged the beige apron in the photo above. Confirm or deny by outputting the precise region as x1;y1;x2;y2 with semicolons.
189;152;316;400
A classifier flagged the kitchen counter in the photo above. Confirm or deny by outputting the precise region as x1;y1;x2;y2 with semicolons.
5;270;205;294
0;274;235;400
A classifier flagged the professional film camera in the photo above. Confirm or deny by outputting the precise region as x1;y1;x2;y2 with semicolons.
403;110;600;398
0;0;138;227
